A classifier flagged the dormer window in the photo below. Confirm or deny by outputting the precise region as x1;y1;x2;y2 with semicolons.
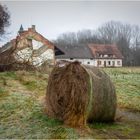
98;54;104;58
117;61;121;65
97;60;102;65
108;54;113;58
99;54;103;57
96;53;99;57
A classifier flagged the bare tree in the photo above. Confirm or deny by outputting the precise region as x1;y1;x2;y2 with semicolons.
57;32;78;46
97;21;132;43
76;29;102;44
0;3;10;38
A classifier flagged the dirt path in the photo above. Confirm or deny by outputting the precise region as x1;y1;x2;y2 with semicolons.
114;108;140;138
116;108;140;122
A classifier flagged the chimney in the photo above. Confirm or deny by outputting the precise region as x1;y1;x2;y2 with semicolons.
32;25;36;31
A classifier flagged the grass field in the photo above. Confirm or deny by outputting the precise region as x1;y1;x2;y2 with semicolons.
0;67;140;139
104;67;140;112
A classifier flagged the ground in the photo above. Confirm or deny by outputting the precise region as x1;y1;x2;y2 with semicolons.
0;67;140;139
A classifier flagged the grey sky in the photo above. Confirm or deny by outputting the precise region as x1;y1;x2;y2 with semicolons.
1;1;140;45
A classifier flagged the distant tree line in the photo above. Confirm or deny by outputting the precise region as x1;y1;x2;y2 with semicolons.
54;21;140;66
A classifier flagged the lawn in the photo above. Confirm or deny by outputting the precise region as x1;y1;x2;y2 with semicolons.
0;67;140;139
104;67;140;112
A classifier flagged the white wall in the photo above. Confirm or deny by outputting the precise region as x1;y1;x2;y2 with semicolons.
56;58;122;67
32;39;44;50
32;49;54;66
14;48;33;62
56;58;95;66
14;48;54;67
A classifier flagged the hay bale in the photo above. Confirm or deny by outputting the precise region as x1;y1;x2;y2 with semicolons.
45;61;117;127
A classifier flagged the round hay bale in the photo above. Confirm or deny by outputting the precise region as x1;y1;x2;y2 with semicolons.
45;61;117;127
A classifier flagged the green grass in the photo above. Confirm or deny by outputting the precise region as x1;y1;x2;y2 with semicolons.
0;71;17;79
0;87;8;98
0;71;78;139
0;68;140;139
104;67;140;112
88;121;135;139
15;71;49;97
0;92;78;139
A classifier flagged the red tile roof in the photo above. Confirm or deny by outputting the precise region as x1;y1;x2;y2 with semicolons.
88;44;123;59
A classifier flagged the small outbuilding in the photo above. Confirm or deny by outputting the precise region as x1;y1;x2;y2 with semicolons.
55;44;94;65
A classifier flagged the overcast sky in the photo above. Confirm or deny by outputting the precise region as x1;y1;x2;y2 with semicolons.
1;1;140;45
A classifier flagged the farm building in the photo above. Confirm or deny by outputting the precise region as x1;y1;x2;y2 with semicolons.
0;25;56;70
0;25;123;69
55;44;94;65
55;44;123;67
88;44;123;67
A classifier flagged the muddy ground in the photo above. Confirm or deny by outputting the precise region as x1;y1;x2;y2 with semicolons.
76;108;140;139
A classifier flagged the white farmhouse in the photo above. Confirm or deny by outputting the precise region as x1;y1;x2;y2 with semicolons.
55;44;123;67
88;44;123;67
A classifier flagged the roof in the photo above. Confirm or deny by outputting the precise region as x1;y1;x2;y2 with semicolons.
54;46;65;56
18;24;24;33
0;40;14;54
55;44;93;59
17;29;54;49
0;25;54;54
88;44;123;59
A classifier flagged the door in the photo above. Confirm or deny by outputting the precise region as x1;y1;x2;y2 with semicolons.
104;61;106;67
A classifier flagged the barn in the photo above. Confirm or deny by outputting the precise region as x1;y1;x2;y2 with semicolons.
0;25;55;70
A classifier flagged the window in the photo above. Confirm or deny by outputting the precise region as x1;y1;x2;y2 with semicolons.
99;54;104;58
117;61;121;65
87;62;90;64
112;61;115;66
104;61;106;67
96;53;99;57
108;54;113;58
113;55;115;58
108;61;111;65
97;60;102;65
